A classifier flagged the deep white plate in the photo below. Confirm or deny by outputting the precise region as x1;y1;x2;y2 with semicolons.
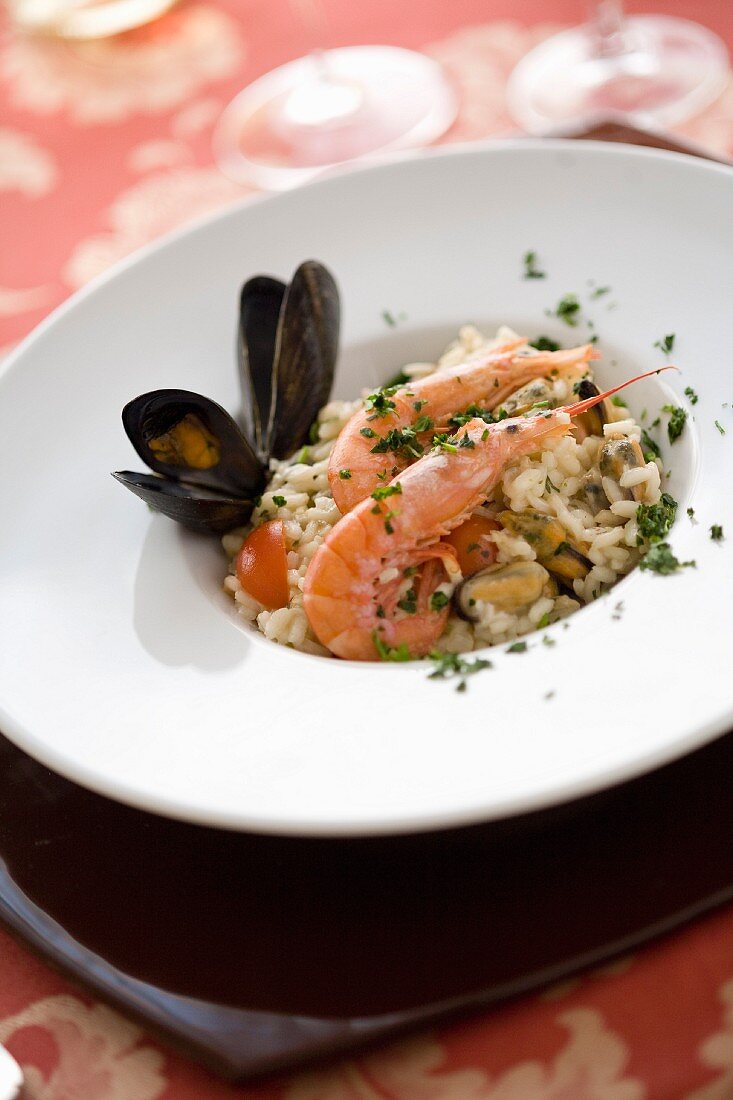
1;141;731;835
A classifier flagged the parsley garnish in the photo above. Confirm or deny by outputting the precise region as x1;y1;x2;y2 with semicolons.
371;483;402;501
554;294;581;326
384;511;397;534
610;396;627;408
430;591;450;612
716;420;726;435
371;426;423;458
458;433;476;448
365;388;398;418
272;495;286;507
372;632;411;661
397;588;417;614
654;333;675;355
636;492;678;543
662;404;687;443
428;651;492;692
684;386;698;405
308;421;320;444
542;634;556;647
382;309;407;328
339;469;352;480
413;415;434;433
641;429;661;461
296;445;310;464
523;250;546;279
434;436;458;454
687;507;695;519
506;641;528;653
711;525;724;541
639;542;696;575
413;399;427;411
529;335;561;352
590;285;611;299
360;426;377;439
537;612;551;629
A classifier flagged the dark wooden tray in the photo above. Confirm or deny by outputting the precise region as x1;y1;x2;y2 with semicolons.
1;122;731;1083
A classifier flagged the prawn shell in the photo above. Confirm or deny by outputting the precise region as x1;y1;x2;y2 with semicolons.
112;471;255;534
238;275;286;458
122;389;265;499
267;260;340;460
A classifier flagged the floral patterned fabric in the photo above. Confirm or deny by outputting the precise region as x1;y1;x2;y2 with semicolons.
2;0;733;1094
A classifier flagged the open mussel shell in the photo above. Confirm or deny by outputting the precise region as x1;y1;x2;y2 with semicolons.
112;472;255;534
455;561;555;620
573;378;608;439
122;389;265;498
267;260;340;459
238;275;286;457
498;511;592;585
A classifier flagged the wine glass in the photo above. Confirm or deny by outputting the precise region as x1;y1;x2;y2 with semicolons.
506;1;729;134
212;0;458;191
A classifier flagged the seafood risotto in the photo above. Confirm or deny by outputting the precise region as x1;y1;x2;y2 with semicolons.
223;325;663;659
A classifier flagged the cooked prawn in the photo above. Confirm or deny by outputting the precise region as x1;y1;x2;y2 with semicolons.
305;368;671;661
328;340;599;513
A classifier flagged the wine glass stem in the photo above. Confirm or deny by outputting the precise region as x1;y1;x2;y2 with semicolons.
590;0;628;58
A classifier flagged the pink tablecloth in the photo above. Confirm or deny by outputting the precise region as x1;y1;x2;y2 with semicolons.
2;0;733;1095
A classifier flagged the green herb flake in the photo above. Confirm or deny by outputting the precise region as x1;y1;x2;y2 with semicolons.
397;588;417;614
611;396;627;408
360;427;377;439
662;404;687;444
636;492;678;544
413;415;434;433
371;482;402;502
365;389;398;419
542;634;556;647
641;429;661;462
338;469;352;480
537;612;551;629
428;651;492;693
554;294;581;327
523;250;546;280
430;591;450;612
684;386;699;406
272;495;286;507
711;524;724;541
529;335;561;352
458;433;476;449
590;285;611;299
384;511;397;534
716;420;726;435
687;507;695;520
639;542;696;575
372;631;411;662
506;641;528;654
413;399;427;412
308;421;320;444
654;333;675;355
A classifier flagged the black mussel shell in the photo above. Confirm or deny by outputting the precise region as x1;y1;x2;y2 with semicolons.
122;389;265;499
268;260;339;459
113;471;255;534
238;275;286;457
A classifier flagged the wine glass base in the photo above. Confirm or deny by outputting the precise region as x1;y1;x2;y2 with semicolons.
213;46;459;191
507;15;729;135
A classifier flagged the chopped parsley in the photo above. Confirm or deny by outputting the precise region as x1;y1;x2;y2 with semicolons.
636;492;678;543
413;415;434;433
641;429;661;462
529;335;561;352
430;591;450;612
384;510;397;534
654;333;675;355
382;309;407;327
716;420;726;435
372;632;411;661
542;634;556;647
397;588;417;614
687;507;695;519
554;294;581;327
434;436;458;454
458;433;476;449
371;426;423;458
610;396;627;408
360;426;377;439
365;388;398;418
384;369;411;388
506;641;527;653
684;386;699;406
371;482;402;501
537;612;551;629
523;250;546;279
448;403;494;429
590;285;611;299
639;542;696;575
413;399;428;412
308;421;320;444
296;445;310;464
338;468;352;480
662;404;687;443
272;495;286;507
711;525;724;541
428;651;492;692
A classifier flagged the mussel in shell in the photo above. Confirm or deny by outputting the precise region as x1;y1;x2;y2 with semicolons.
455;561;556;620
113;260;340;534
497;511;592;585
573;378;608;440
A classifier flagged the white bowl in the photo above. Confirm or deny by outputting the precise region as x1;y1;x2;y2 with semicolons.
0;140;730;835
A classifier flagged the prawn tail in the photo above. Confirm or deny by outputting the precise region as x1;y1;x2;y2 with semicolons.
565;365;678;417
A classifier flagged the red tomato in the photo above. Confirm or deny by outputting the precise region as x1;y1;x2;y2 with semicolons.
235;520;289;609
443;516;498;577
